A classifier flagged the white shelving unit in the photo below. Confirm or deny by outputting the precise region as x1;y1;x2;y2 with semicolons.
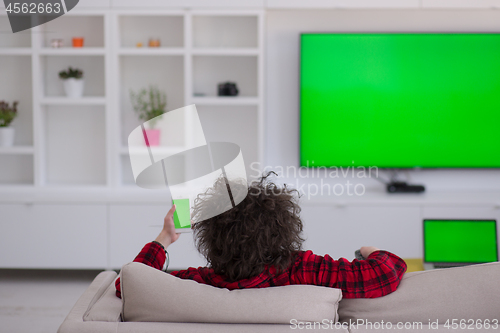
1;5;266;269
0;9;264;189
114;9;264;187
2;8;269;269
0;14;34;186
189;10;265;174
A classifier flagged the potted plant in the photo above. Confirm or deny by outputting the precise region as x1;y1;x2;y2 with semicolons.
130;86;167;146
59;67;84;98
0;101;18;147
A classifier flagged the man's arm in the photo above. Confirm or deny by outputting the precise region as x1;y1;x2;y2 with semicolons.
292;247;407;298
115;205;180;298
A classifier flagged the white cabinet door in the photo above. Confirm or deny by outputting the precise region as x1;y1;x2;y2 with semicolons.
0;204;107;269
266;0;419;9
109;204;206;270
111;0;264;8
188;0;265;7
75;0;111;7
300;205;422;260
422;0;500;8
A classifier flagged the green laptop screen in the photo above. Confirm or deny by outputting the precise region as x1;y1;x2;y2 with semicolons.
424;220;498;263
300;33;500;168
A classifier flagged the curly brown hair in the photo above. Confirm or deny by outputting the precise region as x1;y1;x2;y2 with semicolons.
192;172;305;282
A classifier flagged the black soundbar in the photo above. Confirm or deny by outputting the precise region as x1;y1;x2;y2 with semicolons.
386;182;425;193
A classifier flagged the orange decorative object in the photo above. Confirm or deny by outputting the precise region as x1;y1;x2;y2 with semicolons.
72;37;84;48
136;42;143;48
148;38;160;47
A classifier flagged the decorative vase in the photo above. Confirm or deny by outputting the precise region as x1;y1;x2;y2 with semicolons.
63;78;85;98
143;129;161;146
0;127;15;147
148;38;160;47
72;37;84;47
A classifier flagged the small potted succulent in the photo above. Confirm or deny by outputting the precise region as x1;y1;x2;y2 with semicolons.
59;67;84;98
0;101;18;147
130;86;167;146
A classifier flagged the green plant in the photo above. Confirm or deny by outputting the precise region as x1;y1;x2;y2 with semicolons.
0;101;18;127
130;86;167;128
59;67;83;80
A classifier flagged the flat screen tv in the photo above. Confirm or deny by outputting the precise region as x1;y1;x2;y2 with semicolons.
300;33;500;168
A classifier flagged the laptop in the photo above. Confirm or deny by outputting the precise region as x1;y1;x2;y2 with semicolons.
423;219;498;270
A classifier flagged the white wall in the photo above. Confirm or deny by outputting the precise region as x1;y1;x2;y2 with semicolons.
265;9;500;193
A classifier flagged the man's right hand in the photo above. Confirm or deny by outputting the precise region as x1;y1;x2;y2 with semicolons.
360;246;380;258
154;205;180;248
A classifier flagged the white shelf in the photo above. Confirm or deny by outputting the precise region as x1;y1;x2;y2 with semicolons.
0;146;34;155
118;47;185;56
191;96;259;105
0;48;31;55
39;48;106;56
122;146;186;155
40;97;106;105
421;0;500;9
192;48;259;56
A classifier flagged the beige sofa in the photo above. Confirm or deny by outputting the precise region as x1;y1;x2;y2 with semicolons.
58;261;500;332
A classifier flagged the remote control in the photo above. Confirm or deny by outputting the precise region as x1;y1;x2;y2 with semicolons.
355;249;365;261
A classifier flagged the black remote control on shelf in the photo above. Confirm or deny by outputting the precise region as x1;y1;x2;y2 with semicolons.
355;249;366;261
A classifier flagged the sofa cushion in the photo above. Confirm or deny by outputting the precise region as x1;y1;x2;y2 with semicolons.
338;261;500;324
120;262;342;324
83;276;122;322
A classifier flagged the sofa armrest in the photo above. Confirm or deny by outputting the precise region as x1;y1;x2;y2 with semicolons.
57;271;119;333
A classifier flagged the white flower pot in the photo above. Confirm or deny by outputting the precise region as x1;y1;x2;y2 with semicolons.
63;78;85;98
0;127;15;147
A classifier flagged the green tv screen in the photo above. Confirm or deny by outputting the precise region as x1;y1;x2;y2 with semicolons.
300;33;500;168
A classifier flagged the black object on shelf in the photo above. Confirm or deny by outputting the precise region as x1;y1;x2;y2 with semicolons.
386;181;425;193
218;82;239;96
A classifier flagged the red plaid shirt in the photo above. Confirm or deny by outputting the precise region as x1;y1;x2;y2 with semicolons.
115;242;406;299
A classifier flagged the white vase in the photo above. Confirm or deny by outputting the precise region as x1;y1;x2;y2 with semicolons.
0;127;15;147
63;78;85;98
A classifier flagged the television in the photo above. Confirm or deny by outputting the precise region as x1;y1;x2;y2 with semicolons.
300;33;500;168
